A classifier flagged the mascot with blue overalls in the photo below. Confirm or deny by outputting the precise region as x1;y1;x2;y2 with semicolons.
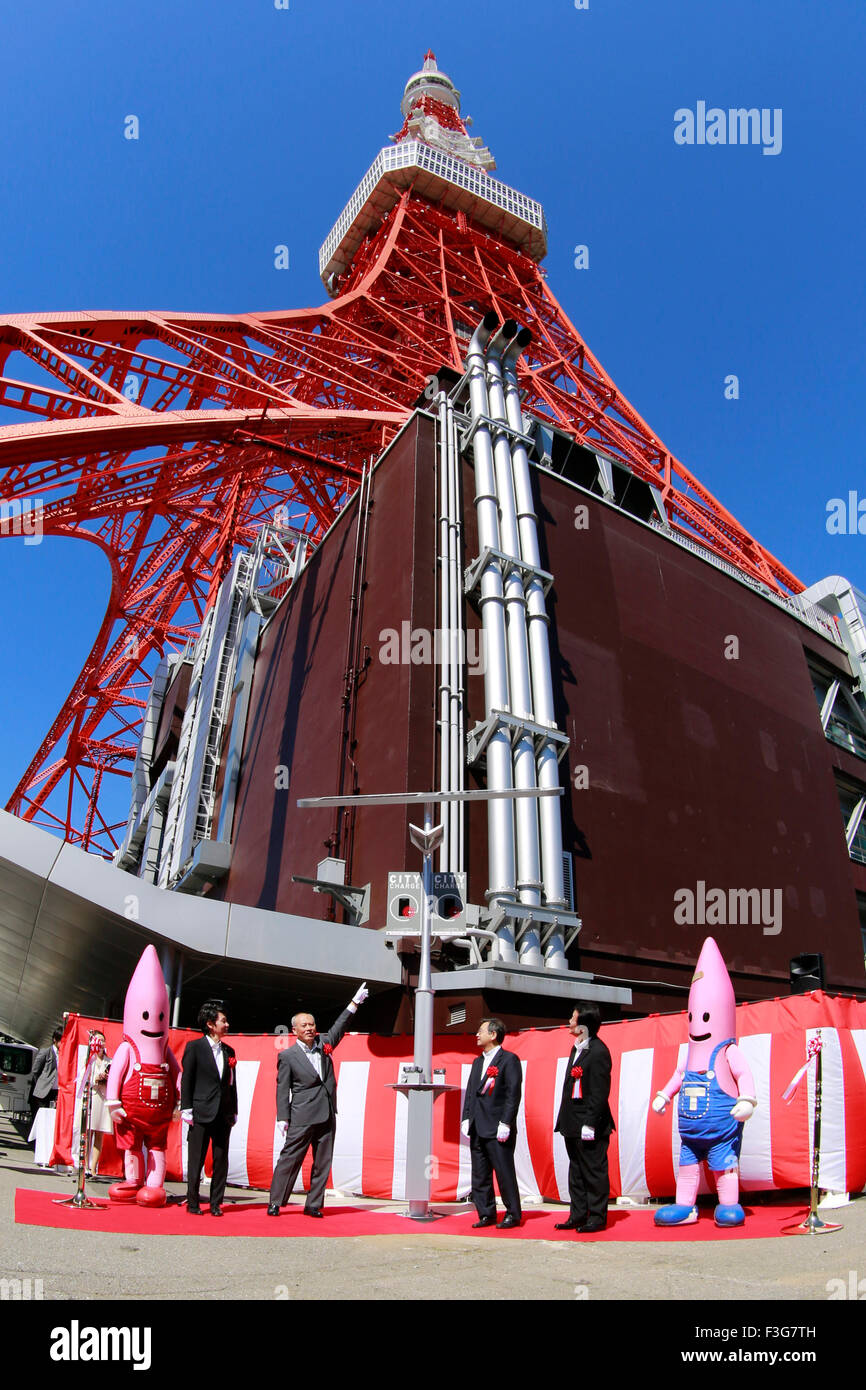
652;936;757;1227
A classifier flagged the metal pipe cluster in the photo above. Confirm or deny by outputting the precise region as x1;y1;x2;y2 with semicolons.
437;388;465;874
463;314;568;970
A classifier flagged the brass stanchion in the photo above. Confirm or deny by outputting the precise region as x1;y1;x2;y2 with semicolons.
54;1030;108;1210
784;1029;842;1235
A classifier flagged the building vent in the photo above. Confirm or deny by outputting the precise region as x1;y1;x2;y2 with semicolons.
448;1004;467;1027
562;852;575;912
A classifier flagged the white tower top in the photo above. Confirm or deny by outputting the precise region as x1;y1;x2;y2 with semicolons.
318;54;546;291
400;50;462;116
394;51;495;172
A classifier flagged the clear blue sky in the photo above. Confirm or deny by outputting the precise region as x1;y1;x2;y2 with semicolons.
0;0;864;831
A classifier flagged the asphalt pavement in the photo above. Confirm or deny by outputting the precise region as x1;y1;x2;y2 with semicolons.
1;1115;862;1302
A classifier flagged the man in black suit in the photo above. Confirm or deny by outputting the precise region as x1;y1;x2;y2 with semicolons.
461;1017;523;1229
181;1003;238;1217
554;1002;615;1233
267;982;368;1217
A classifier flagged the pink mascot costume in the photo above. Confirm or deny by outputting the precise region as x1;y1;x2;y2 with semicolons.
105;945;180;1207
652;936;757;1227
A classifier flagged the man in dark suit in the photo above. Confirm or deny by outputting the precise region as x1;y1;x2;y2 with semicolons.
554;1002;615;1233
29;1027;63;1115
267;982;368;1217
181;1003;238;1217
461;1017;523;1229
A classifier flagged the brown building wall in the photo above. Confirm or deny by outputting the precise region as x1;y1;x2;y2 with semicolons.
218;415;438;927
534;464;865;1008
218;410;866;1018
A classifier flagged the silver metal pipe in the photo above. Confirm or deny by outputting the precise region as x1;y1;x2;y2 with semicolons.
502;329;568;970
407;803;435;1216
171;951;184;1028
446;397;463;873
453;396;466;874
437;390;451;871
484;325;543;966
466;313;517;960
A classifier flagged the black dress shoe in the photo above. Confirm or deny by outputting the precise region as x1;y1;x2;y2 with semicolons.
267;1204;280;1216
187;1205;203;1215
472;1216;497;1227
554;1219;582;1230
497;1215;521;1229
210;1205;223;1217
575;1221;607;1233
303;1208;323;1218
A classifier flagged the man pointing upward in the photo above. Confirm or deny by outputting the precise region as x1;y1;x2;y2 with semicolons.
267;982;368;1217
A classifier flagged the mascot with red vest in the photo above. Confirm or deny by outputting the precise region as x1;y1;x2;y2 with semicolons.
105;945;180;1206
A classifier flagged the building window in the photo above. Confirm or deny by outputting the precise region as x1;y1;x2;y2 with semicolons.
827;702;866;760
810;662;866;761
836;778;866;864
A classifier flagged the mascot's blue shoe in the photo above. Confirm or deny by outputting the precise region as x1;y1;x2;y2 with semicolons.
714;1203;745;1227
654;1204;698;1226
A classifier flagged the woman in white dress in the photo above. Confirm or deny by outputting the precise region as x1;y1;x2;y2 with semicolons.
87;1032;113;1177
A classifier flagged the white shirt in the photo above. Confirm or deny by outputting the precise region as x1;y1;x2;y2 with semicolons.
297;1040;323;1080
208;1036;224;1079
480;1045;501;1078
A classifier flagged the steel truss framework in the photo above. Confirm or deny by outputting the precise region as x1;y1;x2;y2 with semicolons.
0;187;801;853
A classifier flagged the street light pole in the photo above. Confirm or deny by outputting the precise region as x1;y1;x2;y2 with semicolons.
405;802;441;1217
297;785;562;1219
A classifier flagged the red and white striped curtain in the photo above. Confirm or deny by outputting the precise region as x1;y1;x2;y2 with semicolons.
53;992;866;1200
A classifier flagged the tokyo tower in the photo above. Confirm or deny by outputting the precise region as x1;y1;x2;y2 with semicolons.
0;52;802;855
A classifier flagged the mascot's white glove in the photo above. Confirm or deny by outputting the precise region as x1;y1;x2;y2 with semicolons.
731;1098;756;1122
496;1122;510;1143
461;1119;470;1138
580;1126;595;1141
651;1093;668;1114
107;1100;126;1121
349;981;369;1011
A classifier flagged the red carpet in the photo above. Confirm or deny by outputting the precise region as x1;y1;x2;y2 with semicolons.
15;1188;810;1240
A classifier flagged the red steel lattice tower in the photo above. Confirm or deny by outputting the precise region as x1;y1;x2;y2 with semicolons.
0;52;802;854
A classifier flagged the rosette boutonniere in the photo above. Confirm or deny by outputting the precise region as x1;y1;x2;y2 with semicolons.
322;1043;333;1056
481;1064;498;1096
227;1055;236;1072
570;1064;583;1100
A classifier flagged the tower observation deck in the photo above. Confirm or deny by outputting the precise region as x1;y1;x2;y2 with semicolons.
319;140;547;287
321;51;545;284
